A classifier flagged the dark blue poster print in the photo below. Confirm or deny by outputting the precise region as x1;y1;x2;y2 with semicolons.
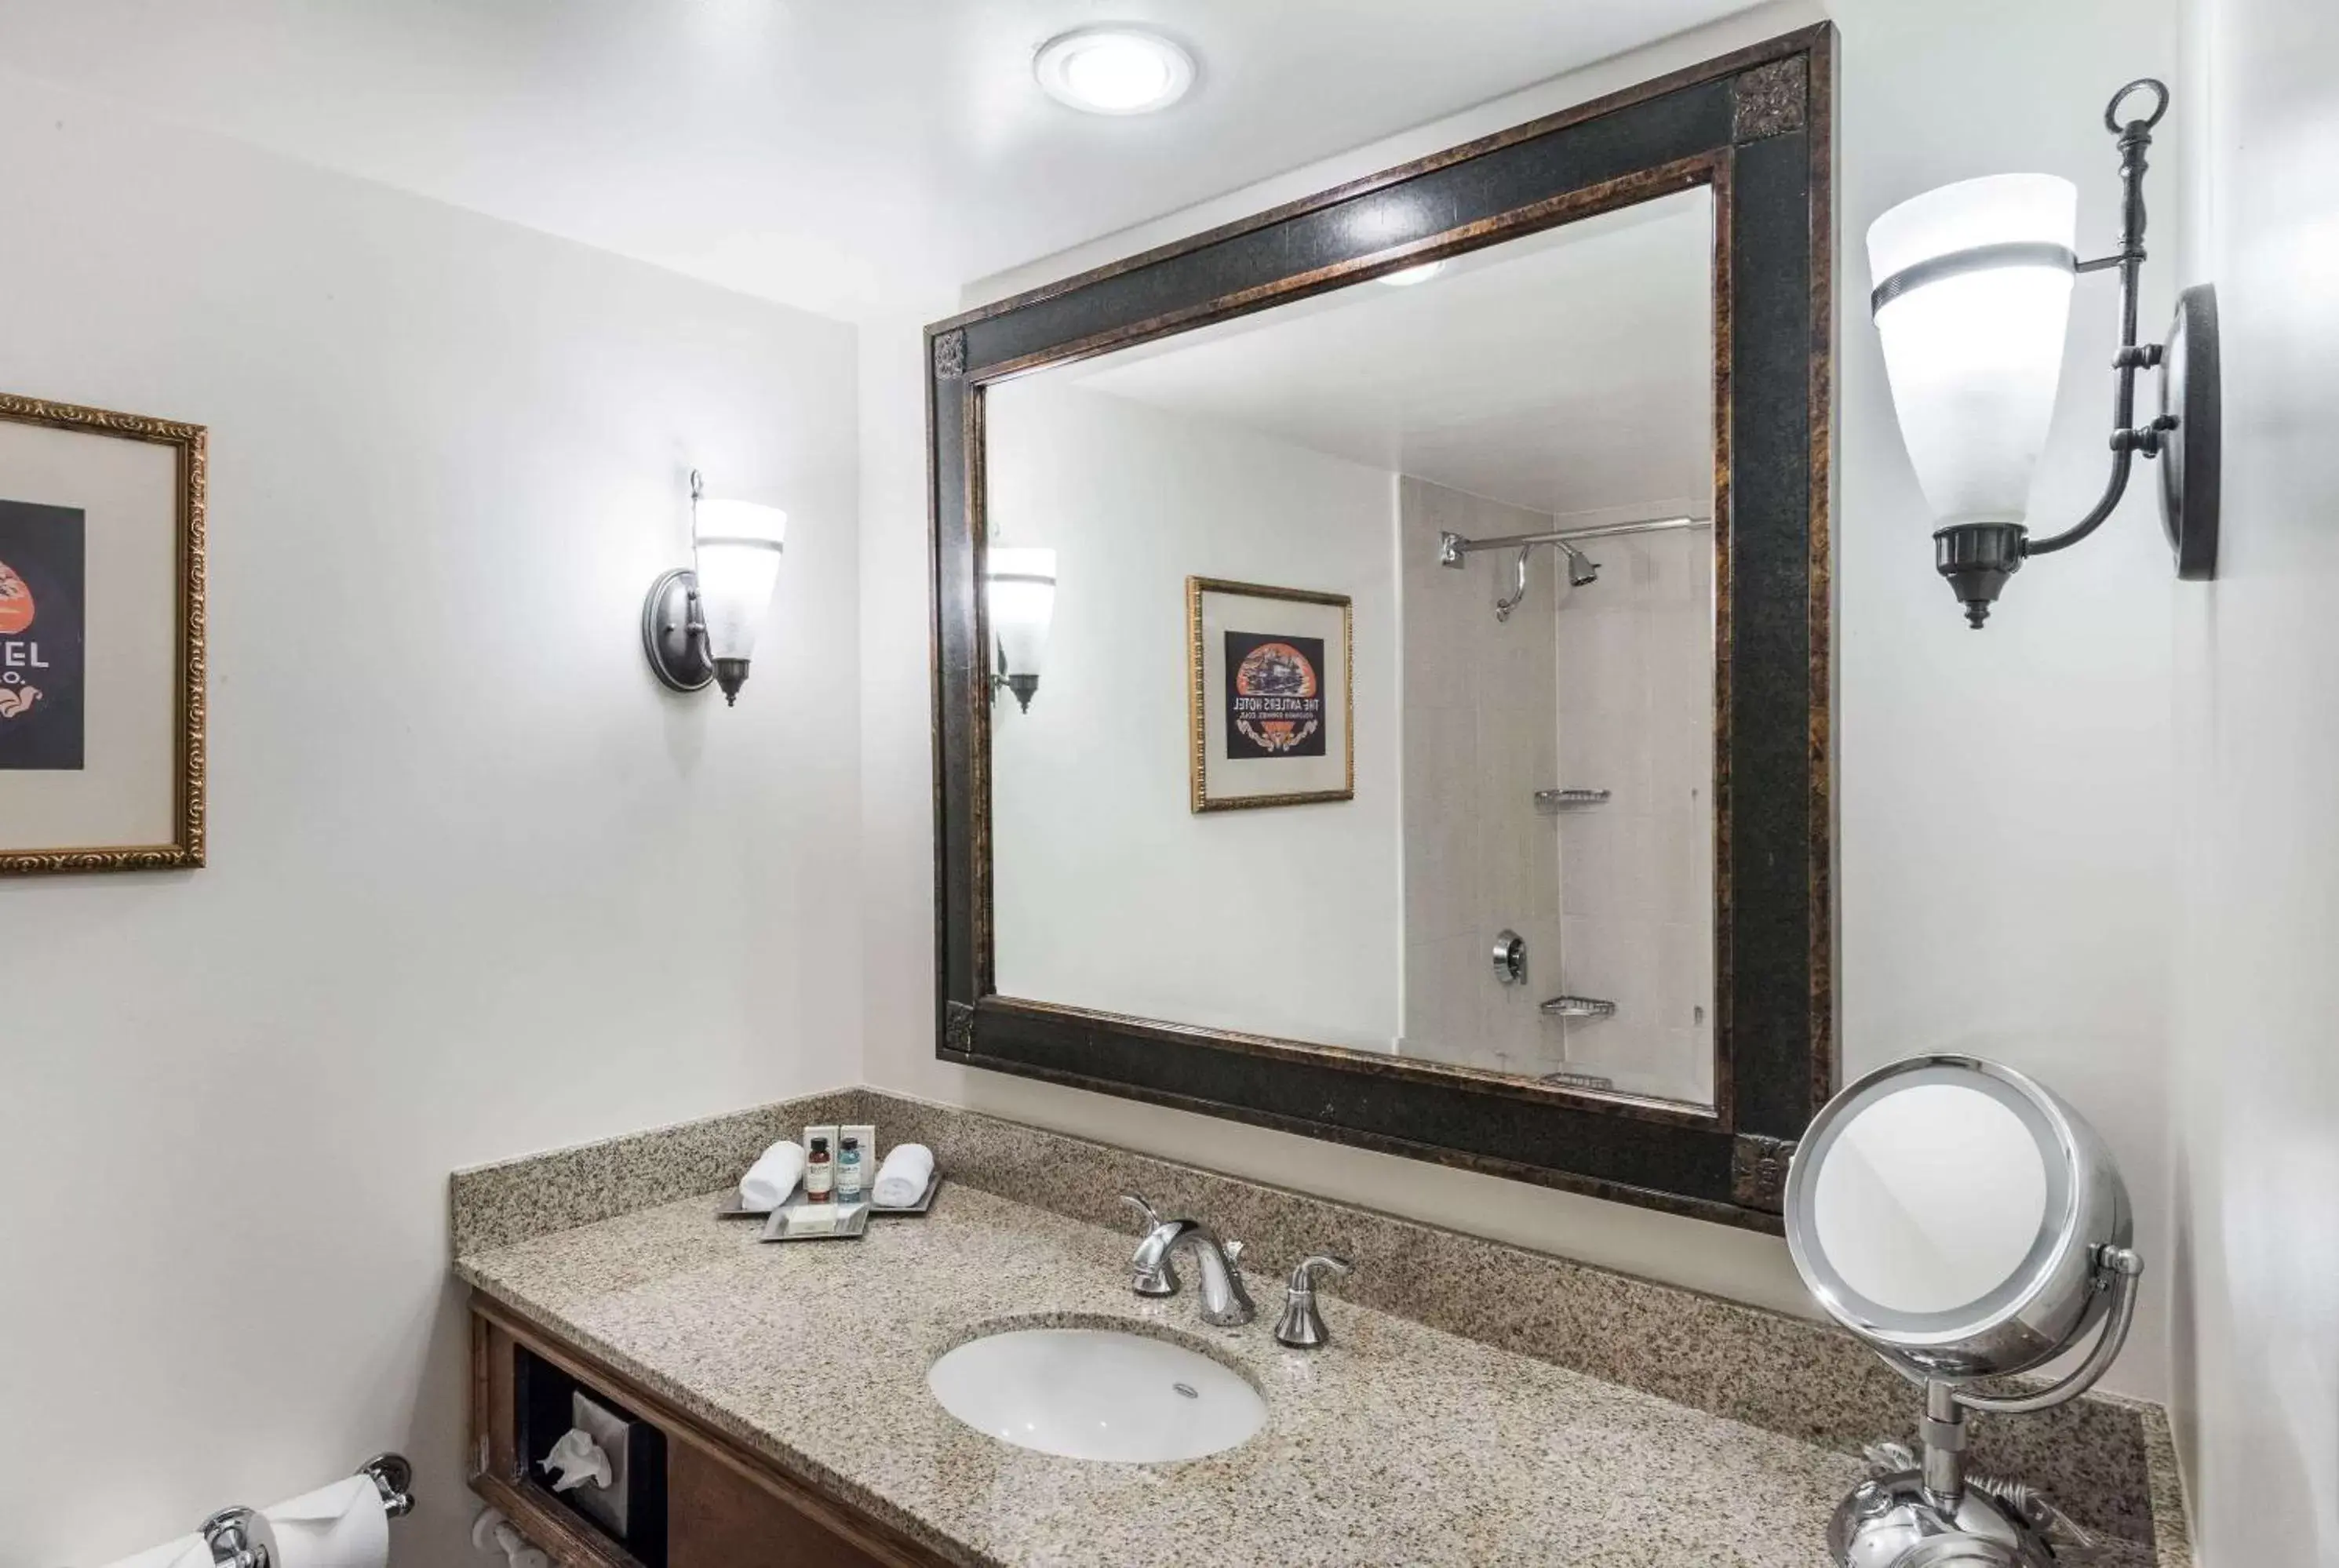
1222;630;1327;760
0;500;86;771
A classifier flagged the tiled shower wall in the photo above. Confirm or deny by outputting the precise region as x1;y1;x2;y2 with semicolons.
1398;478;1565;1075
1550;522;1715;1103
1398;478;1716;1102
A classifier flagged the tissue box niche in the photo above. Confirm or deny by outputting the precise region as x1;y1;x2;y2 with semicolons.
515;1342;669;1566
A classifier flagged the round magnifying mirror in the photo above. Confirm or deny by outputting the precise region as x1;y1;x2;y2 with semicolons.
1786;1056;2130;1381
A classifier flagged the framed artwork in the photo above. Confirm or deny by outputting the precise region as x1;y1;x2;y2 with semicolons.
1186;576;1353;813
0;393;206;875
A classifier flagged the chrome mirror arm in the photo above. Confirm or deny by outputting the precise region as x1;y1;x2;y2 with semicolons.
1954;1245;2144;1417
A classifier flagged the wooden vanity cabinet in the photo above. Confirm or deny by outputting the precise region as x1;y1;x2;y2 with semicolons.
469;1295;956;1568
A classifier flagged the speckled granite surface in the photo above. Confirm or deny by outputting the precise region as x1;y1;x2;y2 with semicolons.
451;1089;2191;1566
462;1182;1878;1567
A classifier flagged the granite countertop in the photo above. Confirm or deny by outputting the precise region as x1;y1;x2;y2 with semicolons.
458;1180;1868;1567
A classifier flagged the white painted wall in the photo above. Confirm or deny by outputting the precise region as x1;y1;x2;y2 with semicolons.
987;379;1401;1049
2167;0;2339;1559
862;0;2184;1399
0;69;860;1567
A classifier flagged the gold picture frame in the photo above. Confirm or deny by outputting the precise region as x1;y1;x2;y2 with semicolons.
0;392;207;875
1186;575;1354;813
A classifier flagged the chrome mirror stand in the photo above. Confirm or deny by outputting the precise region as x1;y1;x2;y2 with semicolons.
1834;1243;2141;1566
1786;1057;2144;1567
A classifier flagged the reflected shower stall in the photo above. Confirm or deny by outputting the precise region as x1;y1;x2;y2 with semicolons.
1399;481;1716;1104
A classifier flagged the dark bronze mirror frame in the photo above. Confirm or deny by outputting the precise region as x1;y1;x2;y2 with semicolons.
925;24;1835;1231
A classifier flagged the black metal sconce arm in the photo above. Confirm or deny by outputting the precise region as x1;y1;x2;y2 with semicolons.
2019;80;2171;562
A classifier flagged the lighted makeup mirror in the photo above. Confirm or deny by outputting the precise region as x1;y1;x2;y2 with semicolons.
1786;1057;2144;1567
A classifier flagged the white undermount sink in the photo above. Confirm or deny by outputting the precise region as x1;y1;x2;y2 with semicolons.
927;1326;1266;1463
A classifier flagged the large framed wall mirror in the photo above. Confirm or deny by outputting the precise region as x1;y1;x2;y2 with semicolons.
927;26;1834;1228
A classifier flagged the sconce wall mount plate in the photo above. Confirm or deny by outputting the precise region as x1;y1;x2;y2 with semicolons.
2160;282;2221;580
642;566;714;694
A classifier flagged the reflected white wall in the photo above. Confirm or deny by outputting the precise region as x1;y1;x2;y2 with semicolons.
986;378;1404;1050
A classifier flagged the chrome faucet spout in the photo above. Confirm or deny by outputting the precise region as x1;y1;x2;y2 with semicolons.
1131;1218;1255;1327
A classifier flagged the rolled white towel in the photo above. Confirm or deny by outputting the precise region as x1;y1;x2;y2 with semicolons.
739;1138;806;1209
872;1143;935;1206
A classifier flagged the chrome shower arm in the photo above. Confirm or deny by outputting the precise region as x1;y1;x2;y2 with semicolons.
1439;514;1708;621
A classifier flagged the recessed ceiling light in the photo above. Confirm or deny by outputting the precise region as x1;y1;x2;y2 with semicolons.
1379;261;1447;287
1034;27;1195;115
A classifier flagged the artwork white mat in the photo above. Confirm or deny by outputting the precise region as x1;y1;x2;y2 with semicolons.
0;417;184;855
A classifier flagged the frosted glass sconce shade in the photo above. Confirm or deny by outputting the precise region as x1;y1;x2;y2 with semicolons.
986;546;1055;713
694;497;788;665
1868;174;2079;529
641;473;786;705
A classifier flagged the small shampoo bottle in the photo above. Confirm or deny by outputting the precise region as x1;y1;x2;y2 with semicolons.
805;1137;834;1202
836;1136;865;1202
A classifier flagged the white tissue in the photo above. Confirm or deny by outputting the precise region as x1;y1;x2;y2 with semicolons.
264;1474;390;1568
739;1138;807;1208
539;1428;614;1493
872;1143;935;1207
98;1537;211;1568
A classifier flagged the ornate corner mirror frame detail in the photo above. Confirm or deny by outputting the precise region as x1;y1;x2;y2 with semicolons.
924;25;1837;1229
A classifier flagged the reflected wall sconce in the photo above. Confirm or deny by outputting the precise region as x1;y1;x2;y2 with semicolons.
640;470;787;704
986;546;1055;712
1868;80;2219;628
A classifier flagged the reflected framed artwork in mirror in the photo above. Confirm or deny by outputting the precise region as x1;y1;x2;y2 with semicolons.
927;24;1835;1228
1187;577;1353;813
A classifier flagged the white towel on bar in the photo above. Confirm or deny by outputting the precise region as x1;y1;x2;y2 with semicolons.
873;1144;935;1206
738;1139;807;1209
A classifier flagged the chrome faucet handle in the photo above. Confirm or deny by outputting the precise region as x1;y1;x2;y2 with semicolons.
1120;1195;1178;1296
1273;1254;1353;1349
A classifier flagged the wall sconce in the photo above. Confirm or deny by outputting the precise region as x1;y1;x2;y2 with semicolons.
640;471;786;704
986;546;1055;712
1868;80;2219;628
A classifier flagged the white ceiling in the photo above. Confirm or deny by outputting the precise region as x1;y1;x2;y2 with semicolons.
1068;191;1716;518
0;0;1761;321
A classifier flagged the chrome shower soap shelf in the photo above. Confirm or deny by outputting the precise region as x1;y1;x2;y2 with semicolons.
1534;788;1611;813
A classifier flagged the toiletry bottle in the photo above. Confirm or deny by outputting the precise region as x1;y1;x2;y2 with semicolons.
836;1137;865;1202
805;1137;834;1202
